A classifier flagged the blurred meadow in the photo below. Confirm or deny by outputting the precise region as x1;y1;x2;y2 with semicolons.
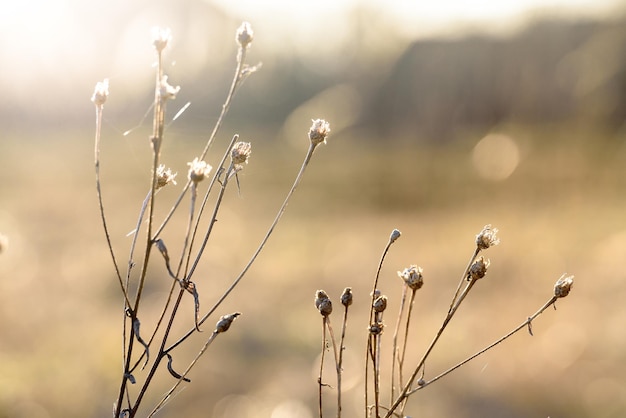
1;0;626;417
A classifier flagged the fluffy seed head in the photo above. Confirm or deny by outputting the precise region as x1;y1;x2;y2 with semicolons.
554;274;574;298
187;158;212;183
308;119;330;146
158;75;180;101
152;27;171;53
231;142;252;166
468;257;490;281
476;224;500;250
156;165;177;189
236;22;254;48
91;79;109;106
398;265;424;290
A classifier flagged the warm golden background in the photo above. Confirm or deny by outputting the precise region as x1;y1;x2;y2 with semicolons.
1;0;626;417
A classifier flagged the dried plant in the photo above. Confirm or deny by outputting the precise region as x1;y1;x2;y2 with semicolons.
314;225;574;418
92;23;329;417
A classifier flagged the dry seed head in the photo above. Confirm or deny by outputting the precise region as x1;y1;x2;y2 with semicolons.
215;312;241;333
231;141;252;167
398;265;424;290
152;27;171;53
91;79;109;106
390;229;401;243
156;165;177;189
341;287;353;307
467;256;490;281
187;158;213;183
554;274;574;298
315;290;332;316
476;224;500;250
373;295;388;313
158;75;180;101
369;322;384;335
236;21;254;49
308;119;330;146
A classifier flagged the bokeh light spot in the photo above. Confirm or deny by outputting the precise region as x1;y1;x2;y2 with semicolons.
472;133;520;181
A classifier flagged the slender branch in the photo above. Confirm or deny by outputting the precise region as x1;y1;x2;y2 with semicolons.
408;297;558;395
166;141;321;353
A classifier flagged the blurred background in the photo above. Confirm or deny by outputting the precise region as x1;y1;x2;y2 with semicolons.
1;0;626;417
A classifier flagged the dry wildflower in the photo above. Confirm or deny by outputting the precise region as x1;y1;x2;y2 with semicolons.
315;290;332;317
369;322;384;335
554;274;574;298
152;27;171;53
156;165;177;189
467;256;490;281
215;312;241;333
91;79;109;106
390;229;401;243
187;158;212;183
236;22;254;49
341;287;353;307
231;142;252;167
158;75;180;101
308;119;330;146
398;265;424;290
476;224;499;250
373;295;388;313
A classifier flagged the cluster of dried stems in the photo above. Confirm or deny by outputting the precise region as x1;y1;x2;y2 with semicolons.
315;226;574;418
92;23;330;417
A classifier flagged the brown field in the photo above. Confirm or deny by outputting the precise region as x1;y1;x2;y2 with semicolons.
1;122;625;417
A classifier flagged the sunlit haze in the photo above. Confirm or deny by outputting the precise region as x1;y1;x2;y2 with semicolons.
0;0;623;113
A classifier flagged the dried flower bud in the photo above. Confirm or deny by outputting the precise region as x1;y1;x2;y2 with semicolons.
152;27;171;53
369;322;384;335
187;158;212;183
398;265;424;290
308;119;330;146
215;312;241;333
158;75;180;101
476;224;500;250
373;295;388;313
554;274;574;298
467;256;490;281
340;287;353;307
390;229;401;243
236;21;254;49
156;164;177;189
315;290;332;316
91;79;109;106
231;142;252;167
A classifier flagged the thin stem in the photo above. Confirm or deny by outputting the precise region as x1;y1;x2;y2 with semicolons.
448;248;480;314
337;304;350;418
199;46;248;160
166;142;321;353
390;285;408;403
385;278;479;418
365;234;396;416
397;289;417;417
408;297;558;395
93;103;131;309
148;331;221;417
318;317;328;418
